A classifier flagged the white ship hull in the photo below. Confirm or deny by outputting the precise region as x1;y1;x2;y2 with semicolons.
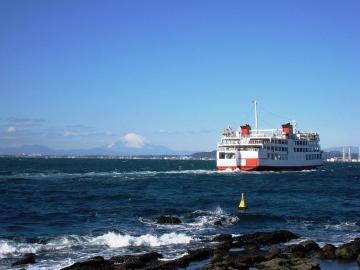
216;149;322;171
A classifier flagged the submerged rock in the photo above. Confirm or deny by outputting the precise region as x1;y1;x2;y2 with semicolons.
213;220;222;226
61;256;115;270
11;253;36;266
155;215;182;224
357;254;360;265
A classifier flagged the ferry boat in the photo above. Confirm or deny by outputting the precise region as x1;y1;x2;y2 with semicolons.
216;101;323;171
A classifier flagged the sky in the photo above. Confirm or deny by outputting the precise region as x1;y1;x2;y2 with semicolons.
0;0;359;151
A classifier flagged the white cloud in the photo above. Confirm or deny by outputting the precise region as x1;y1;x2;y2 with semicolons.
64;131;98;137
158;129;173;134
64;131;84;137
7;126;16;133
7;117;45;127
120;133;148;148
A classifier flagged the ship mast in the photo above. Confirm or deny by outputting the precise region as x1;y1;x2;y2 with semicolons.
348;146;351;161
253;100;259;134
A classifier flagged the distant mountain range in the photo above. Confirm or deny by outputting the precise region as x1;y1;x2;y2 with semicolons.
0;143;192;156
324;146;359;153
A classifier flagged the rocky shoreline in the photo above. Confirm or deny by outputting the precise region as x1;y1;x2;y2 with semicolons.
9;216;360;270
12;228;360;270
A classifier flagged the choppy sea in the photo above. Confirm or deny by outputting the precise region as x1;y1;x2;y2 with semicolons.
0;157;359;269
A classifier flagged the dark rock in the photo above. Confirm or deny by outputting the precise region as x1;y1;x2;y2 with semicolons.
63;252;163;270
335;246;356;260
155;215;182;224
244;244;260;251
187;248;214;261
24;253;36;257
11;254;36;266
211;247;280;269
213;220;222;226
201;260;248;270
318;244;336;259
282;244;307;258
299;240;320;253
213;234;232;242
267;247;281;258
256;257;320;270
110;252;162;268
215;240;232;252
335;238;360;260
61;256;115;270
90;256;106;261
232;230;298;247
148;248;213;270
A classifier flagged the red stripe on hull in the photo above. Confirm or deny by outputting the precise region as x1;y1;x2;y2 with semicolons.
217;165;322;171
217;158;259;171
216;166;258;171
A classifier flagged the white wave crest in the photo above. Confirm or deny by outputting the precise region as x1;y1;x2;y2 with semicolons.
0;240;40;258
189;206;239;227
92;232;193;248
325;221;359;231
0;232;193;259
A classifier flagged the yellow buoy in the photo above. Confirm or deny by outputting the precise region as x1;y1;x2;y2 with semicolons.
239;193;246;209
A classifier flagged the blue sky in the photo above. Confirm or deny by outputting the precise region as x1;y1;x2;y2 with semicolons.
0;0;359;151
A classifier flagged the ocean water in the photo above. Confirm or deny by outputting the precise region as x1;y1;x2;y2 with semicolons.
0;157;359;269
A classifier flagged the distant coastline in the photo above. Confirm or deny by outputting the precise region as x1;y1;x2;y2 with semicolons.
0;152;216;160
0;150;351;161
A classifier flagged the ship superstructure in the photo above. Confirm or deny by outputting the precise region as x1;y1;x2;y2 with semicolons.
216;101;323;171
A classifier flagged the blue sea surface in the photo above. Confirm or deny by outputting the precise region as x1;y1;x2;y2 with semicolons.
0;158;359;269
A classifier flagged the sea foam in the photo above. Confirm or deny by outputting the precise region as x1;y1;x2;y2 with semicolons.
92;232;193;248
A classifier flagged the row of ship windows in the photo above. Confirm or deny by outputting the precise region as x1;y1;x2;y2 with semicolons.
267;153;288;160
265;146;288;152
306;154;322;160
224;139;318;147
267;153;321;160
250;139;288;144
265;146;320;152
294;148;320;152
219;152;321;160
219;147;320;152
271;139;288;145
222;140;238;145
294;140;318;146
